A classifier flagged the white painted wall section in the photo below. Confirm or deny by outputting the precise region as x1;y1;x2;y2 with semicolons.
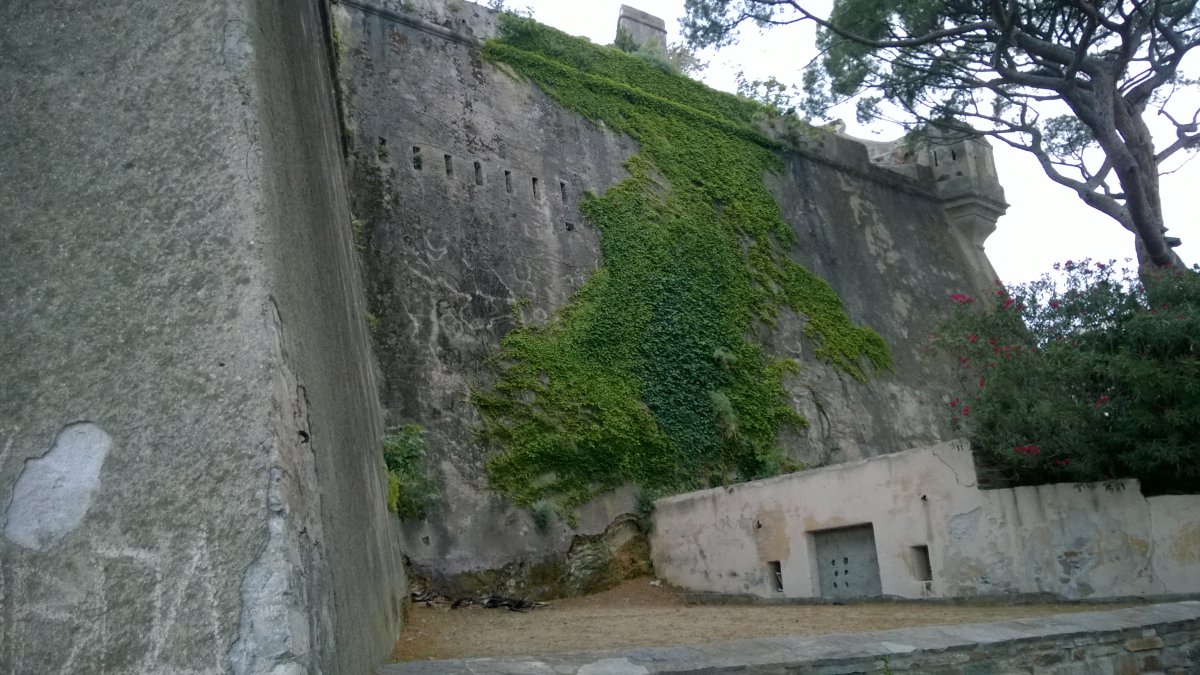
650;441;1200;600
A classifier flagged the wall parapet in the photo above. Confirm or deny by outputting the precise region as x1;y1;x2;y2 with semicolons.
342;0;1008;218
842;129;1009;244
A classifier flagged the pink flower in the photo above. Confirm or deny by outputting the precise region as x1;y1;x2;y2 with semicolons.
1055;458;1071;467
949;398;960;407
1049;300;1061;309
951;293;975;305
1002;298;1015;309
968;334;979;344
961;405;971;417
1095;395;1110;407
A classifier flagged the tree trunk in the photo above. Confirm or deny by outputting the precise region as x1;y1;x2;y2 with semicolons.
1111;88;1179;268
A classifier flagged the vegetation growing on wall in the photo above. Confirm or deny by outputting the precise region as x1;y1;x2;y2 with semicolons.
382;424;440;519
473;15;891;512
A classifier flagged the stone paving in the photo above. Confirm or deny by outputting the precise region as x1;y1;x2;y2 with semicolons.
378;601;1200;674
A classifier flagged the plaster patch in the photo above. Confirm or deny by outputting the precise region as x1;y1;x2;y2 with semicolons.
947;507;982;544
3;422;110;550
1170;522;1200;564
577;658;650;674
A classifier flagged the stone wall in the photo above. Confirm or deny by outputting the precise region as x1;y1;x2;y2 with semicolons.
337;0;645;595
617;4;668;55
0;1;404;672
651;442;1200;601
335;0;1008;592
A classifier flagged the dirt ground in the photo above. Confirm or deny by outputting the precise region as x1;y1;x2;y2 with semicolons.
392;577;1140;661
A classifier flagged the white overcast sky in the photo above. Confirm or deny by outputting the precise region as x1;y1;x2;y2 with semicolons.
512;0;1198;284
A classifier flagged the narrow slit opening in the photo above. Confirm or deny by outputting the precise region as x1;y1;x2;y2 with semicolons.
559;180;568;204
531;176;540;199
504;170;513;194
444;154;453;177
768;561;783;592
411;146;423;170
474;160;484;186
911;545;933;582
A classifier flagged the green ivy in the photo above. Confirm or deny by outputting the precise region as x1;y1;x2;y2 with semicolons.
382;424;440;520
474;15;891;511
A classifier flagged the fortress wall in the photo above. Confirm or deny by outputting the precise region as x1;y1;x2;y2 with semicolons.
339;0;645;588
765;146;1001;462
0;1;403;672
337;0;1003;589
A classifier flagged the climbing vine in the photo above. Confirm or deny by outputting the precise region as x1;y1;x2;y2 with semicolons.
473;15;891;511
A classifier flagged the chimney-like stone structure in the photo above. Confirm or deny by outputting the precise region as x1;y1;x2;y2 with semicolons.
617;5;668;57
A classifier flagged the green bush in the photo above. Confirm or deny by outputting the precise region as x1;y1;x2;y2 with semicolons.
381;424;440;519
936;260;1200;494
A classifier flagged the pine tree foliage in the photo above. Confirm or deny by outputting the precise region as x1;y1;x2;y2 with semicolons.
684;0;1200;267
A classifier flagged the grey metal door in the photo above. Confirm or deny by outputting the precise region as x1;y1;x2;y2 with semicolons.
813;524;883;599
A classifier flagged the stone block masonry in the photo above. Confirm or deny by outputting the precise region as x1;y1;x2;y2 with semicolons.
0;0;404;672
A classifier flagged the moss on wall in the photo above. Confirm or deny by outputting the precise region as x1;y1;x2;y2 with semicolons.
473;15;891;512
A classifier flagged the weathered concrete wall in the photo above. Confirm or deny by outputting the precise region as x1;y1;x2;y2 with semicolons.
651;443;1200;600
379;601;1200;674
0;1;404;672
336;0;1008;592
1150;496;1200;594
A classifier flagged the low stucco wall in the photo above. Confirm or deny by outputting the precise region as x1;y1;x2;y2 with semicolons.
650;442;1200;600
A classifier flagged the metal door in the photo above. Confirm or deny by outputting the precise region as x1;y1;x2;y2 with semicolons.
813;524;883;599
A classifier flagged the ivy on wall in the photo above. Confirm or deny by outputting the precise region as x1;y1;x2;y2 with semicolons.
473;15;891;512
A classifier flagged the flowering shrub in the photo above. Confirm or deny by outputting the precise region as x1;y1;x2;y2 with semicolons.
936;260;1200;494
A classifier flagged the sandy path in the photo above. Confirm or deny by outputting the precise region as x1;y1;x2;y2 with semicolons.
392;578;1138;661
